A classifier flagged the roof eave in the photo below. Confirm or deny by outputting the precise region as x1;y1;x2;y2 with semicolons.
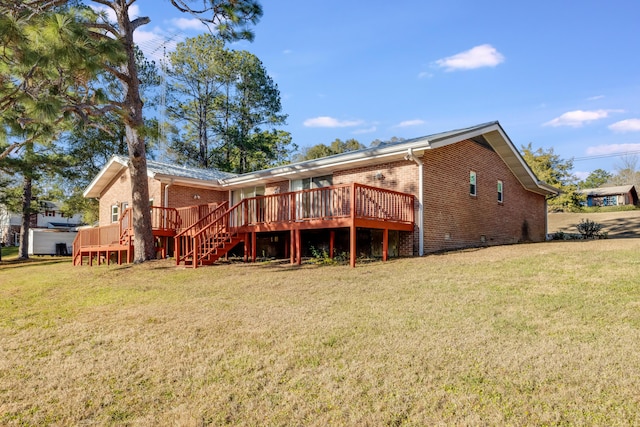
83;156;128;199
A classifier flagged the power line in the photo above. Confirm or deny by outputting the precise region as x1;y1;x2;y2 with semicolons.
573;150;640;162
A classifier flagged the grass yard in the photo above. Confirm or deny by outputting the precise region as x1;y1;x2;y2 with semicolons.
1;239;640;425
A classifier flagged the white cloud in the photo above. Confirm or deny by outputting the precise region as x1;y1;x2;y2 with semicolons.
417;71;432;79
396;119;425;128
303;116;364;128
352;126;377;134
283;49;293;55
434;44;505;71
170;17;208;31
586;143;640;156
609;118;640;133
543;109;619;128
587;95;605;101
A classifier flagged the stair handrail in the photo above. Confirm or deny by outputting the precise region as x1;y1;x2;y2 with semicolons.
191;199;248;265
175;200;245;266
175;201;229;238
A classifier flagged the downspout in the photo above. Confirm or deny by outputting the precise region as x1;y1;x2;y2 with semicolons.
406;148;424;256
164;179;173;209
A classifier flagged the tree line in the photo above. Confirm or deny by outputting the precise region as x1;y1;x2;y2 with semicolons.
521;144;640;211
0;0;265;261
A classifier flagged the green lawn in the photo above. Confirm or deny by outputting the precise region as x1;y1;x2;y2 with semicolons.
1;239;640;425
0;245;18;260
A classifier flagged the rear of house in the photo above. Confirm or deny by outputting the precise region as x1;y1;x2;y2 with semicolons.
78;121;557;266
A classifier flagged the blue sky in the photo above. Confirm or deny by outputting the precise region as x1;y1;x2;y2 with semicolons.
125;0;640;179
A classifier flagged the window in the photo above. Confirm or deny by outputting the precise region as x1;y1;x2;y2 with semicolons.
603;195;617;206
45;210;56;217
231;186;265;205
121;202;128;214
497;180;503;203
291;175;333;219
290;175;333;192
469;171;477;196
111;205;119;223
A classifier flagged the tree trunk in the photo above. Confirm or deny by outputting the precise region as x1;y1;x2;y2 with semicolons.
119;3;155;263
18;175;31;260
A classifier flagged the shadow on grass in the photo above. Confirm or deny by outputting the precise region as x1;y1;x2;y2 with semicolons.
0;256;70;270
554;215;640;238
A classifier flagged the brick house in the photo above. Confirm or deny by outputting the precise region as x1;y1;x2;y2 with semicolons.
77;121;557;267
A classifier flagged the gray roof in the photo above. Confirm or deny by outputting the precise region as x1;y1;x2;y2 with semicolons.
142;156;236;181
578;185;636;196
85;121;558;198
84;155;236;198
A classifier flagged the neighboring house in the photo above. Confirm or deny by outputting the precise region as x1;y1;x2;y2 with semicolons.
0;201;84;248
578;185;638;207
31;201;84;230
0;206;21;246
77;121;558;267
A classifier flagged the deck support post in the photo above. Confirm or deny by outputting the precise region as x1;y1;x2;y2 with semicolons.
382;228;389;262
251;232;257;262
296;229;302;265
350;226;356;267
244;233;249;262
290;230;295;264
350;183;357;268
329;230;335;259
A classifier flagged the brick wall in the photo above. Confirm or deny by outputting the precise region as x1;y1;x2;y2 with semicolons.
266;180;289;195
98;170;143;227
166;185;228;208
422;139;546;253
98;170;228;226
334;159;421;255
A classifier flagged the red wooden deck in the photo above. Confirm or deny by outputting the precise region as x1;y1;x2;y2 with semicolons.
73;183;415;267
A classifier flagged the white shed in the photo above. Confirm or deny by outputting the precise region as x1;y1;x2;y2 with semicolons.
28;229;77;256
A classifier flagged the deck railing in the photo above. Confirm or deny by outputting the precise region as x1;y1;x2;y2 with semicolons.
238;183;414;226
72;223;120;262
175;203;221;232
73;206;181;264
174;202;229;265
75;184;415;266
175;183;415;266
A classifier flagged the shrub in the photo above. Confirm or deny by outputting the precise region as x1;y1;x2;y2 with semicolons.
575;218;604;239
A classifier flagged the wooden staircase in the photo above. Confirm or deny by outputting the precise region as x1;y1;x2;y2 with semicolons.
175;201;246;267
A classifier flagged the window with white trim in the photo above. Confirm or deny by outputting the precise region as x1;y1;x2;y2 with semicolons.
497;180;503;203
470;171;477;196
111;205;119;223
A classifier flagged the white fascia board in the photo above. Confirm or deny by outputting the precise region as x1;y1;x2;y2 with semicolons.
83;156;128;198
153;174;225;190
477;124;559;196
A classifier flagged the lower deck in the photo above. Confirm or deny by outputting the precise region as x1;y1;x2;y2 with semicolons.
74;183;416;267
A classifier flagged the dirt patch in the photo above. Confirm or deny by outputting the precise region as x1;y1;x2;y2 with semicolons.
548;210;640;238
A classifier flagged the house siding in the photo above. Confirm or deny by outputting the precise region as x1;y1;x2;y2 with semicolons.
422;139;546;253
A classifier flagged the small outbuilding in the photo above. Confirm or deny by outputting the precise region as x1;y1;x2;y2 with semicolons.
578;185;638;207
